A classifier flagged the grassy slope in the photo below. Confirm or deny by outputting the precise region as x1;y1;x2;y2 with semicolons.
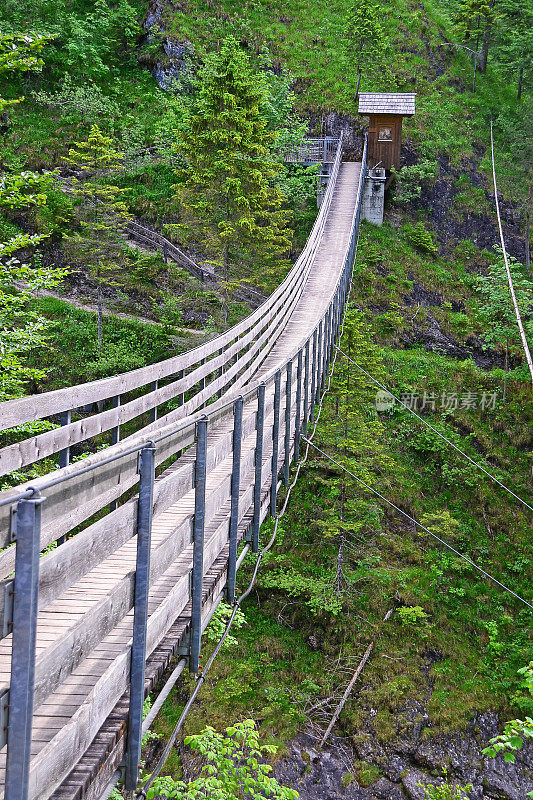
143;0;533;770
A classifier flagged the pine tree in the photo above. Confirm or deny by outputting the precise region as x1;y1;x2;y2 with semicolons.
171;36;292;309
63;124;130;347
343;0;386;98
496;0;533;99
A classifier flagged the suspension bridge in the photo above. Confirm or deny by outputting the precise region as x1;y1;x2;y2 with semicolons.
0;134;366;800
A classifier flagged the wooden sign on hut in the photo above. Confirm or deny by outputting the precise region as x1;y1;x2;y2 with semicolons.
358;92;416;176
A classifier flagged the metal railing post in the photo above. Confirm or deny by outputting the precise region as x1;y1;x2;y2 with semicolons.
111;395;121;446
150;380;158;424
323;309;331;389
176;369;185;458
294;350;303;464
316;320;324;401
227;398;243;603
283;360;292;486
190;416;207;674
217;348;224;399
178;369;184;408
125;443;155;790
5;493;43;800
252;384;265;553
270;371;281;516
310;329;318;424
57;410;71;546
303;339;310;430
59;409;71;469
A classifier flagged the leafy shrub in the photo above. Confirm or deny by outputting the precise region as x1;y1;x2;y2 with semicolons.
418;769;473;800
394;159;438;205
36;188;75;234
83;341;146;380
483;661;533;798
205;602;246;649
397;605;429;628
403;222;438;255
145;720;298;800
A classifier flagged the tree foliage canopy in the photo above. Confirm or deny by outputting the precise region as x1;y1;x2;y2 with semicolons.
171;37;292;285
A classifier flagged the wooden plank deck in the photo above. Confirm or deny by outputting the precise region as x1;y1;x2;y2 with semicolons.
0;160;362;800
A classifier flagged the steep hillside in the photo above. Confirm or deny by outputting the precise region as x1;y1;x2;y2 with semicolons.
0;0;532;797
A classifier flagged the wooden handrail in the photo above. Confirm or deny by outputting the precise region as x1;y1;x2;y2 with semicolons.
0;136;345;469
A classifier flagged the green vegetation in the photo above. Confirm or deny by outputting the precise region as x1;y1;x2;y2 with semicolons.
146;720;298;800
419;770;473;800
0;0;532;795
169;36;292;301
63;124;130;346
483;662;533;797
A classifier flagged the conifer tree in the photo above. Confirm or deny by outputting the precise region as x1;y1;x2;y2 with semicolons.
343;0;386;98
63;124;130;347
171;37;292;309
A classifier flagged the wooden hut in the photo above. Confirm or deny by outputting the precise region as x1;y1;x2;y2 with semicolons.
358;92;416;175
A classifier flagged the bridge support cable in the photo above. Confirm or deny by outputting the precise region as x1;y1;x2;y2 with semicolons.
334;346;533;514
490;120;533;384
301;437;533;611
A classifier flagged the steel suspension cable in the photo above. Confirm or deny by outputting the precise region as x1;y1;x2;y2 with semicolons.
334;346;533;514
490;119;533;383
301;436;533;611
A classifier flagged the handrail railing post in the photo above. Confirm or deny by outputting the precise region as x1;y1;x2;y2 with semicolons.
303;339;310;430
150;380;158;423
283;360;292;486
310;329;318;424
125;443;155;790
317;320;324;400
190;416;207;674
59;409;71;469
5;493;43;800
111;394;121;446
227;398;243;602
270;371;281;516
324;310;329;389
252;384;265;552
294;350;303;464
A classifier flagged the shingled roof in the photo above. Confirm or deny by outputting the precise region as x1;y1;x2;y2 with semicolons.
358;92;416;116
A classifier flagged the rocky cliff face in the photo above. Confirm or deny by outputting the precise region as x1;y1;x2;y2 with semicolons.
142;1;195;91
274;711;533;800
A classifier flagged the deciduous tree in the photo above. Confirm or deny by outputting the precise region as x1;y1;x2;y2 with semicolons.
145;719;298;800
0;31;66;401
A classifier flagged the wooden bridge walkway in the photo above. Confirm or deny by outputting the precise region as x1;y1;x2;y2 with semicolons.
0;137;365;800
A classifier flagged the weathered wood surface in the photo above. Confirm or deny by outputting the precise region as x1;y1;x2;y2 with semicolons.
0;137;363;800
0;177;327;435
126;221;214;282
